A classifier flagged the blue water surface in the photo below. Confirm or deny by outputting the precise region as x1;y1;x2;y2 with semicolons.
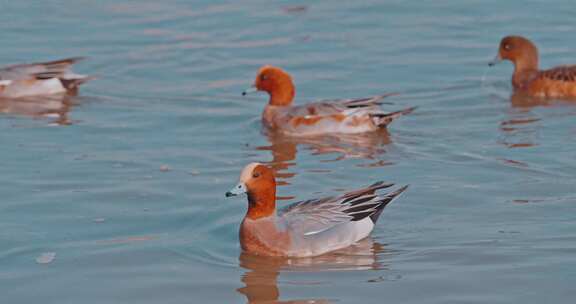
1;1;575;303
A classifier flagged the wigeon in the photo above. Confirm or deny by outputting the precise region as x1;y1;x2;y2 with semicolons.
242;65;415;136
0;57;91;98
226;162;408;257
489;36;576;98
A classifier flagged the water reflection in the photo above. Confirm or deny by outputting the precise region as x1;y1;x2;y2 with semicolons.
509;91;576;109
498;112;540;149
497;93;544;149
256;130;392;185
0;94;80;125
237;238;387;304
497;92;576;148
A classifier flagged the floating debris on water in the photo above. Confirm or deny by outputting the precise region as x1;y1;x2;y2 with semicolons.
36;252;56;265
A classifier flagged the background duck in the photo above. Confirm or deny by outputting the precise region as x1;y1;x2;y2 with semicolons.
0;57;91;98
243;65;415;136
489;35;576;98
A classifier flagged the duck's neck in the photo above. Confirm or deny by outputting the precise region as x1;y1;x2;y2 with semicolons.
512;51;539;89
246;189;276;220
268;84;295;106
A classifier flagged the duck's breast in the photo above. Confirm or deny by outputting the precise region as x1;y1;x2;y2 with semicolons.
239;217;292;256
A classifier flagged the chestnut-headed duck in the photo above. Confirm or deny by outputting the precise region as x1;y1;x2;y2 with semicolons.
242;65;415;136
225;162;408;257
489;36;576;98
0;57;91;98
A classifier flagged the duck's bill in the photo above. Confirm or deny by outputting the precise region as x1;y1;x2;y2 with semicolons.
242;86;257;96
488;54;502;66
226;182;247;197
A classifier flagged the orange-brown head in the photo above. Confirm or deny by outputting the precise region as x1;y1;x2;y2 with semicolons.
226;163;277;220
489;36;539;72
242;65;295;106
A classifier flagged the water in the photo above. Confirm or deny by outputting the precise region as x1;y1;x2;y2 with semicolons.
1;1;575;303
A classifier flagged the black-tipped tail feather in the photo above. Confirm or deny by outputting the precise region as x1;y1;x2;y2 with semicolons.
60;76;94;91
343;92;400;108
28;57;86;80
342;182;408;223
370;106;417;128
368;185;408;223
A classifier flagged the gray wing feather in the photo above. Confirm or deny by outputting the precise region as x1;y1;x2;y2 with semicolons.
279;197;352;236
279;182;404;235
281;93;398;118
0;57;84;81
315;93;397;109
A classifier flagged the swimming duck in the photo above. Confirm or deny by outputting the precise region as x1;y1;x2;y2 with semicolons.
489;36;576;98
243;65;415;136
0;57;91;98
226;162;407;257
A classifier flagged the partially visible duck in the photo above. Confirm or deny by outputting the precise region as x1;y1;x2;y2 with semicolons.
489;36;576;98
0;57;91;98
243;65;415;136
225;162;408;257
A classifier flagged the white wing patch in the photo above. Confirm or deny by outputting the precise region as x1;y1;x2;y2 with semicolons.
353;217;375;241
303;227;332;236
62;72;87;80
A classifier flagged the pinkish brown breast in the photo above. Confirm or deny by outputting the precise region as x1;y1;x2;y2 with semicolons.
239;219;291;256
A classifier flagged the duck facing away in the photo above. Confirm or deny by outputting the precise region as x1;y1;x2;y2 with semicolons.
0;57;91;98
226;162;408;257
242;65;415;136
489;35;576;98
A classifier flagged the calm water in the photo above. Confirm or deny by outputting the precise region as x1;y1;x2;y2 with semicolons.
1;1;576;303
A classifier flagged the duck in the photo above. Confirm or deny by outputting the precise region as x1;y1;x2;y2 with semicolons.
489;35;576;98
0;57;91;98
225;162;408;257
242;65;415;136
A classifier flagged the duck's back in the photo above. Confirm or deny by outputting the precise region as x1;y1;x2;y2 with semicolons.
520;65;576;98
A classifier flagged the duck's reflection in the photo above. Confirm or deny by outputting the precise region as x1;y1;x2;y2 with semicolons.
0;94;80;125
498;111;540;149
509;91;576;109
237;238;387;304
498;91;576;148
256;130;392;185
497;93;547;149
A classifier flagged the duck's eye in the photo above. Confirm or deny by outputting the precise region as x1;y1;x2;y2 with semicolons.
252;172;261;178
260;74;268;81
503;43;511;51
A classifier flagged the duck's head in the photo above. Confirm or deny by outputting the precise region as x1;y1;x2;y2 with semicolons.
242;65;295;106
226;163;277;219
489;36;539;71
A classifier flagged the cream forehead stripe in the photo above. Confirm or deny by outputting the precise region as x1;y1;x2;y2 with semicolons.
258;65;273;74
239;162;261;183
